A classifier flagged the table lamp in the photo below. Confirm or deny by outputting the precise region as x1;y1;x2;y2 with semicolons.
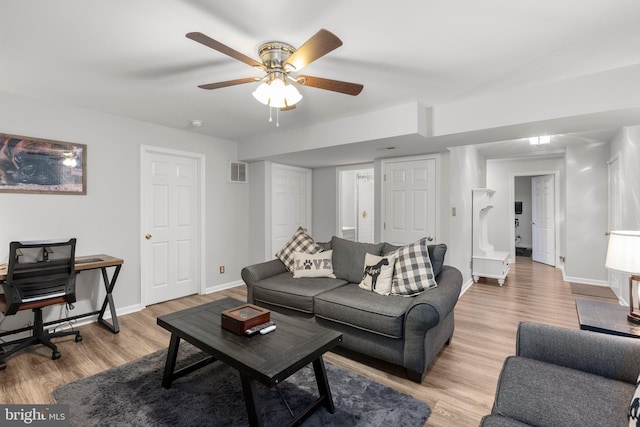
605;230;640;323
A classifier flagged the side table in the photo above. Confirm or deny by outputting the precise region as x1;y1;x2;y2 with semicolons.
575;298;640;338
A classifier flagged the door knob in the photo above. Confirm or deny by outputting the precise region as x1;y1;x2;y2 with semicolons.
362;210;368;218
145;234;152;240
427;236;434;242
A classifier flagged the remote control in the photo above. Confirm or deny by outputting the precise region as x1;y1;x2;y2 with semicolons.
259;325;276;335
244;321;275;336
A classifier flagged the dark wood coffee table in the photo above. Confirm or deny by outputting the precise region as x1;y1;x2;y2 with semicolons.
575;298;640;338
157;297;343;427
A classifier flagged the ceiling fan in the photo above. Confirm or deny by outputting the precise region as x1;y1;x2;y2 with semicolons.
186;29;364;113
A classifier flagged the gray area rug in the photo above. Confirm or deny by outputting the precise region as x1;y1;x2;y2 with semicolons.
53;343;430;426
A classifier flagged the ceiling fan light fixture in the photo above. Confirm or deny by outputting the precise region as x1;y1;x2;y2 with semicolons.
252;76;302;109
252;82;271;105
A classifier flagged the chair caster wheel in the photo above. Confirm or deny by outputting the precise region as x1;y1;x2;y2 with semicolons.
52;351;61;360
75;335;83;342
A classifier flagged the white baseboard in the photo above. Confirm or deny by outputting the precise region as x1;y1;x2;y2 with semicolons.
560;266;608;286
460;278;474;296
203;280;244;295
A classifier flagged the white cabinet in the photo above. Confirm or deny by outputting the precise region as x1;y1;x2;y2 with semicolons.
472;188;510;286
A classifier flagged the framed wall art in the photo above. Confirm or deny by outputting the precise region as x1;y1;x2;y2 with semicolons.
0;133;86;195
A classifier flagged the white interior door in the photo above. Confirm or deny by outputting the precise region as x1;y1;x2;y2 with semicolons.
383;158;437;245
142;148;201;305
531;175;555;266
271;164;312;256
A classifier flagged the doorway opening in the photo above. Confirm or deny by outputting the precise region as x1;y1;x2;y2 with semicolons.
338;166;374;243
510;172;558;266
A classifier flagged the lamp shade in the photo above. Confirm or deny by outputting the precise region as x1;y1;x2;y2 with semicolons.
605;230;640;274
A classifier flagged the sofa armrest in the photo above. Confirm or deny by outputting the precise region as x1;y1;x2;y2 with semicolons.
241;259;289;304
402;265;462;377
241;259;288;286
516;321;640;384
406;265;463;322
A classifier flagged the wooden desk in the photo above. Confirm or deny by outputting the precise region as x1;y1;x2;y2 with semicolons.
0;254;124;337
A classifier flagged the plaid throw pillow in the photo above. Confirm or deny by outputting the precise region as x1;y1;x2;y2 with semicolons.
387;237;438;296
275;227;324;272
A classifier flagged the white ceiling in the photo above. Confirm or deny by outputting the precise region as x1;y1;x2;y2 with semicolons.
1;1;639;161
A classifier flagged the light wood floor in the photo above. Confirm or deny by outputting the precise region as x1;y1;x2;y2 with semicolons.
0;257;610;426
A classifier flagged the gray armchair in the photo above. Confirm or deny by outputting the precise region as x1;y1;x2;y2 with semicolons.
481;322;640;426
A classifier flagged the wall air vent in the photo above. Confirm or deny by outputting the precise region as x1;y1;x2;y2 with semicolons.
229;161;248;183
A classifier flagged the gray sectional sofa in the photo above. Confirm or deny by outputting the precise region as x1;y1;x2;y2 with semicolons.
481;322;640;426
241;236;463;382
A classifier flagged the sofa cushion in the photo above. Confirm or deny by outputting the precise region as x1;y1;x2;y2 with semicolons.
387;238;438;296
275;227;324;272
359;253;395;295
292;250;335;278
383;242;447;278
330;236;384;283
493;356;634;427
252;272;347;314
314;284;414;339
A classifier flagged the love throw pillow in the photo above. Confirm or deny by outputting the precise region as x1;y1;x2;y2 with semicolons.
359;253;395;295
292;250;336;278
275;227;324;272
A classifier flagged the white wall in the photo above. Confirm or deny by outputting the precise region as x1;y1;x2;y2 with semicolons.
0;91;249;330
247;161;269;264
610;125;640;230
608;125;640;302
564;142;609;283
447;145;486;287
312;166;338;243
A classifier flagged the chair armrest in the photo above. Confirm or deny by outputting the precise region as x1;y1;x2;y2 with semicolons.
241;259;288;286
516;321;640;384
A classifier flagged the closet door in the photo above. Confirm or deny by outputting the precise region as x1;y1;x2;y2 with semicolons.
271;164;312;256
383;156;437;245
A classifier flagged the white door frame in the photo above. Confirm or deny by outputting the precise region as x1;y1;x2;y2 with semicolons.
608;152;625;302
380;154;440;244
140;145;206;307
509;170;560;266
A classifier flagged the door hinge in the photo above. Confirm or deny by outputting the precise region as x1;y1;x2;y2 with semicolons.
383;222;386;230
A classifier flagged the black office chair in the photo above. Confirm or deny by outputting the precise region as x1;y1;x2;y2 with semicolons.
0;239;82;369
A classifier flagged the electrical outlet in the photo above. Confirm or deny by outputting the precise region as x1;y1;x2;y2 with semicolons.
219;265;225;274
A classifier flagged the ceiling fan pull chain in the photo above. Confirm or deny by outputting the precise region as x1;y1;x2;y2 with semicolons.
269;106;273;123
276;108;280;127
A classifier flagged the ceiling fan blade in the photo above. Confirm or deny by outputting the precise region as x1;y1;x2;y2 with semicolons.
186;32;264;70
297;76;363;96
198;77;257;90
285;29;342;71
